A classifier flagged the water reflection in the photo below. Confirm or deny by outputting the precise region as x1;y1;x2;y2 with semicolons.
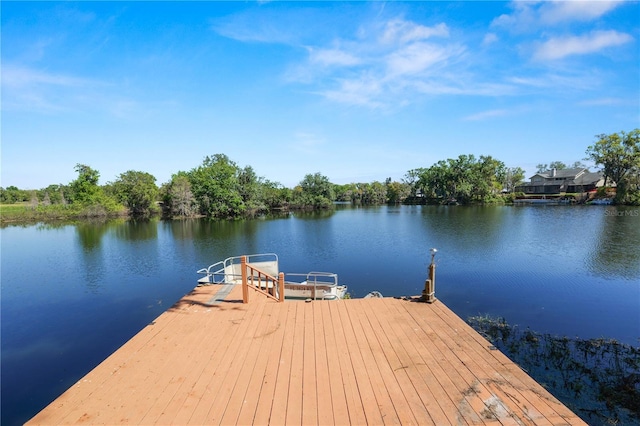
76;221;112;292
76;220;114;251
419;206;506;259
112;218;158;241
588;207;640;280
291;209;336;220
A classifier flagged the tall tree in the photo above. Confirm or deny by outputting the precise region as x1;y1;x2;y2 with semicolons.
238;166;262;210
586;129;640;204
504;167;525;193
69;164;102;204
386;180;410;204
112;170;158;215
189;154;244;218
163;172;197;217
294;173;335;208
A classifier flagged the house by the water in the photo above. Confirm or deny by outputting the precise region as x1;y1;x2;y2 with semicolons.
516;168;606;195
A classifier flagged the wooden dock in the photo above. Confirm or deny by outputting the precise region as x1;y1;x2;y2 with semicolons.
28;284;585;425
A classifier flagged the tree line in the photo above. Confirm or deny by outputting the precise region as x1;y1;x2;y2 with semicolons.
1;129;638;220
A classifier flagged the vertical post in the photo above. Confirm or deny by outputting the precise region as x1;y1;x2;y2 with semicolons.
241;255;249;304
421;248;437;303
278;272;285;302
427;261;436;303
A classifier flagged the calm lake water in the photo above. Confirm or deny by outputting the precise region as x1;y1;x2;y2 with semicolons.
2;204;639;425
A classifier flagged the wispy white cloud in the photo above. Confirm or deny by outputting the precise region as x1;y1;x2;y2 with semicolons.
291;132;326;154
318;76;385;109
577;97;627;107
482;33;499;47
538;1;622;25
295;18;465;108
533;30;633;60
1;64;100;113
492;0;624;31
463;109;510;121
308;47;361;67
2;64;94;89
380;19;449;44
215;3;635;111
385;42;457;77
1;64;155;118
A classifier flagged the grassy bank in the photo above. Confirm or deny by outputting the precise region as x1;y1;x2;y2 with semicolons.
0;203;128;224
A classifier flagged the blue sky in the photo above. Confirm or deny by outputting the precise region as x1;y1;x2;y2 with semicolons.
2;1;639;189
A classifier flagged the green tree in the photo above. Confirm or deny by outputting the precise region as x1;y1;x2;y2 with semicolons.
360;181;387;204
403;168;427;199
415;154;508;204
473;155;506;202
39;184;67;205
260;180;291;209
112;170;159;215
189;154;244;218
67;164;121;216
586;129;640;204
162;172;197;217
293;173;335;208
0;186;29;203
69;164;102;204
238;166;262;211
385;179;410;204
504;167;525;193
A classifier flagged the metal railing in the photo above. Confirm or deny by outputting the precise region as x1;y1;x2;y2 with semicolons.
284;271;341;300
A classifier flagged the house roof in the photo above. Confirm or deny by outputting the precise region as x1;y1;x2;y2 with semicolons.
573;171;604;186
531;168;587;179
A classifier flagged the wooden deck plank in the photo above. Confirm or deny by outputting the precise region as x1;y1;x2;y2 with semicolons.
327;301;369;425
405;299;568;425
27;286;586;426
356;299;419;425
362;298;448;425
140;299;247;424
346;299;402;425
427;301;551;425
401;300;511;425
40;286;206;424
238;300;290;425
394;300;492;425
218;301;279;425
430;300;584;424
333;300;384;425
313;301;336;426
162;286;254;425
384;298;469;425
267;301;298;425
118;303;223;424
129;292;240;424
301;301;318;425
285;302;305;425
194;295;270;424
55;286;229;425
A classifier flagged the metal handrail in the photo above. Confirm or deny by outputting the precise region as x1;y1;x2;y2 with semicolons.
283;271;339;300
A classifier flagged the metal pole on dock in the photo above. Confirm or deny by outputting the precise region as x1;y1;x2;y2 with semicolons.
421;248;437;303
